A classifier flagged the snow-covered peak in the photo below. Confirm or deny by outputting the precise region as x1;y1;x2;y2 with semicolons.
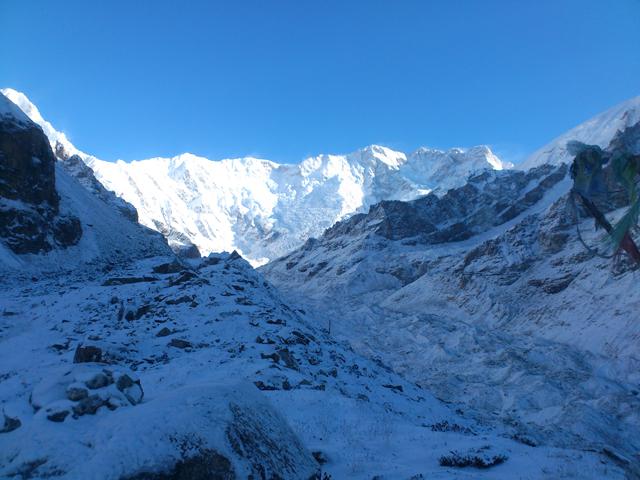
1;87;84;159
4;87;509;264
521;95;640;169
357;144;408;168
0;91;32;127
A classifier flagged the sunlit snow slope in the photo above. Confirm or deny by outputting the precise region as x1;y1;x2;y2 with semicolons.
521;95;640;169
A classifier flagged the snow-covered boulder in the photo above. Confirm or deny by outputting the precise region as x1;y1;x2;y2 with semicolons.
3;382;318;479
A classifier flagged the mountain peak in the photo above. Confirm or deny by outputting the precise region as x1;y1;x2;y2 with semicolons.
356;144;407;168
4;89;512;264
1;87;83;160
0;90;32;127
521;94;640;169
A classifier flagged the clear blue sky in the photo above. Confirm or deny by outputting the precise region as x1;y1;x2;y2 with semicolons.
2;0;640;164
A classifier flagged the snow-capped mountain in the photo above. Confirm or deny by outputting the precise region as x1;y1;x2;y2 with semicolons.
521;95;640;169
262;124;640;476
2;88;512;265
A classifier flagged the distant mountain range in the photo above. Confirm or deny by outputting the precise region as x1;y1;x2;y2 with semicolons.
2;88;515;264
3;88;640;265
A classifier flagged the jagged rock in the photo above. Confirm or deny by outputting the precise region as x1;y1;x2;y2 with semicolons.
253;381;278;391
132;304;152;320
312;451;328;465
255;335;275;345
382;384;403;393
277;348;299;370
73;345;103;363
225;401;317;479
156;327;172;337
61;154;139;222
0;95;82;253
124;450;235;480
261;352;280;363
85;371;113;389
168;339;192;349
228;250;242;261
66;386;89;401
72;394;108;416
173;242;201;259
0;413;21;433
439;449;508;469
102;276;159;286
528;275;574;294
47;409;70;423
116;374;144;405
52;215;83;246
152;261;184;274
165;295;193;305
168;271;199;286
322;164;567;245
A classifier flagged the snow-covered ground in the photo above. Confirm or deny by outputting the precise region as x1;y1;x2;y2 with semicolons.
0;253;625;479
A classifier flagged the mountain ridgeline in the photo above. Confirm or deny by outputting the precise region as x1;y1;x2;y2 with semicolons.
2;87;513;265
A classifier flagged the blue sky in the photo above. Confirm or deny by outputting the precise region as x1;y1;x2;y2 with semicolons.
2;0;640;164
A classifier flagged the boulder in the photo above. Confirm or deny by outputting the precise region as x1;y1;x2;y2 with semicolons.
73;345;103;363
85;371;113;389
0;413;20;433
72;394;108;416
116;374;144;405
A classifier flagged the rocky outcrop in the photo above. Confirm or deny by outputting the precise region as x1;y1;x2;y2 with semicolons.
0;93;81;254
322;163;568;244
61;154;138;222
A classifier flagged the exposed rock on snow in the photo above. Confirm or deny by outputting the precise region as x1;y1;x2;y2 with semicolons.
0;251;621;479
61;154;139;222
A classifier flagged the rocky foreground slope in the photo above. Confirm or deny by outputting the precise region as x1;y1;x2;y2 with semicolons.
263;127;640;477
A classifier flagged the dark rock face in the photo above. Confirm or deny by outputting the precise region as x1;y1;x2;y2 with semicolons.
73;345;103;363
123;450;236;480
0;413;21;433
0;94;82;254
608;121;640;156
173;242;201;259
0;115;58;207
324;164;568;245
226;402;316;480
